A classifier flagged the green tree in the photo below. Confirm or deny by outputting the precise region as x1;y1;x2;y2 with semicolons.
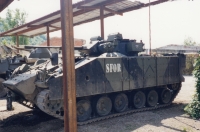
0;9;29;45
184;37;196;46
29;35;47;45
184;56;200;119
0;9;46;45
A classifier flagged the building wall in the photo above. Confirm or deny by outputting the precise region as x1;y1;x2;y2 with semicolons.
39;37;86;47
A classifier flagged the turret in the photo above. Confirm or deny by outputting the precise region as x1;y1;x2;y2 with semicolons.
75;33;145;57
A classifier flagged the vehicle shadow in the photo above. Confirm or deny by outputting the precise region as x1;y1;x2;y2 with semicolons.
0;109;63;132
0;103;198;132
78;103;199;132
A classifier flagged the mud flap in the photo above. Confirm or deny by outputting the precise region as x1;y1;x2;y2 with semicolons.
48;76;63;100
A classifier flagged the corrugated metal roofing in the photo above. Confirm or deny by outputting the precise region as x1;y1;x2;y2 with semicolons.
155;44;200;51
152;44;200;54
0;0;170;37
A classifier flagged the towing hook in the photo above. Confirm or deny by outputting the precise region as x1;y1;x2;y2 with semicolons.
7;91;13;111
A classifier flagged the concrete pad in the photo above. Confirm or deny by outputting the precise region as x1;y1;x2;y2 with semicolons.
0;106;6;111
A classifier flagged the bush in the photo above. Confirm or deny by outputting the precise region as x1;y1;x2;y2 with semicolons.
184;57;200;119
183;53;199;75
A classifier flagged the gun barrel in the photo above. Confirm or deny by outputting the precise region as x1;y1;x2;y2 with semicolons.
74;46;83;50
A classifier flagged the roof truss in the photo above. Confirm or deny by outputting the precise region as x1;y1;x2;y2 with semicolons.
0;0;170;37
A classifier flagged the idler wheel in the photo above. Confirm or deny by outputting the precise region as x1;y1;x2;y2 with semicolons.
147;90;158;107
96;96;112;116
77;100;92;122
38;91;63;112
169;83;180;90
133;91;146;109
113;93;128;113
46;98;63;112
47;100;63;111
160;88;172;104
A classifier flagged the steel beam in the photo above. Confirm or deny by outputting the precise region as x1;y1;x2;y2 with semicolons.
100;7;104;39
16;35;19;53
0;0;13;12
149;0;151;55
47;25;50;46
60;0;77;132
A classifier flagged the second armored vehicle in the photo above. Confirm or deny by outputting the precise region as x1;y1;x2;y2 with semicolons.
0;44;28;97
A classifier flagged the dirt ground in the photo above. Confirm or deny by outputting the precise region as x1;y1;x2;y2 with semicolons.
0;76;200;132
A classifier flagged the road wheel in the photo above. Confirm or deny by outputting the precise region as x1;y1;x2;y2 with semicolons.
77;100;92;122
96;96;112;116
133;91;146;109
160;88;172;104
147;90;158;107
113;93;128;113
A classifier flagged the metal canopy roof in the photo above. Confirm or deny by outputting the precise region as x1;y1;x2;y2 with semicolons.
0;0;169;37
0;0;13;12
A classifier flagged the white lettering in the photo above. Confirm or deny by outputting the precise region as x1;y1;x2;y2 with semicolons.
117;64;121;72
113;64;117;72
106;64;109;73
105;63;122;73
110;64;113;72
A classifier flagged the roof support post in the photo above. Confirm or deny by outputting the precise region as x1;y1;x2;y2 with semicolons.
60;0;77;131
100;7;104;39
149;0;151;55
47;25;50;46
16;35;19;53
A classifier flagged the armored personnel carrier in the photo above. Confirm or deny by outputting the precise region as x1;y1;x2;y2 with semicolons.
0;45;57;98
0;56;24;97
0;44;29;98
3;33;185;124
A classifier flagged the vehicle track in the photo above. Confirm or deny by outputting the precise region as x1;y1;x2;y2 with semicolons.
33;85;181;126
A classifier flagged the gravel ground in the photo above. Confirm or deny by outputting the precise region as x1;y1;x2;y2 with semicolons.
0;76;199;132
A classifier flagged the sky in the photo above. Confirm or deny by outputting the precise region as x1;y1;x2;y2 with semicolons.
0;0;200;49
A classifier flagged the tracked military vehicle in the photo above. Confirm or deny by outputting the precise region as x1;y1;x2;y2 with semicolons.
3;33;185;124
0;45;58;98
0;44;29;98
0;55;25;97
